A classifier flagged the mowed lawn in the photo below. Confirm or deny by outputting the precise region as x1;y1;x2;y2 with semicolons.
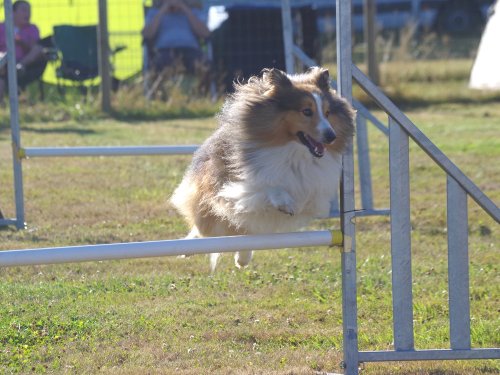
0;97;499;373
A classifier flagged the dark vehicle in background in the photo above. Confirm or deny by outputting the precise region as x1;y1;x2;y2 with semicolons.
317;0;495;35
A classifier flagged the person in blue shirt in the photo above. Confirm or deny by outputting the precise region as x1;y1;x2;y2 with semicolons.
142;0;210;74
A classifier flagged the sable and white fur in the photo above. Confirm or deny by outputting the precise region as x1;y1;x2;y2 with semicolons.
171;67;355;271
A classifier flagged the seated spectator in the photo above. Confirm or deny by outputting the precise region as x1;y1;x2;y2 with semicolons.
142;0;211;80
0;0;48;103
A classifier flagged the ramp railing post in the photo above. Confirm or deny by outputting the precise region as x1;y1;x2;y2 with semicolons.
447;175;471;350
337;0;359;374
389;116;414;351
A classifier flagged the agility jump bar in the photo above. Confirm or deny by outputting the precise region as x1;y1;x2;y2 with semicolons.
0;230;343;267
19;145;199;158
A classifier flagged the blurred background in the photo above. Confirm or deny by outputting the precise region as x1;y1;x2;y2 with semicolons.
0;0;498;115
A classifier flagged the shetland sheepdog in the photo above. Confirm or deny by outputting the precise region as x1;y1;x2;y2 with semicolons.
171;67;355;271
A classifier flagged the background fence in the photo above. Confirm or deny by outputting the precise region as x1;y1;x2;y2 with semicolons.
1;0;144;84
0;0;326;89
0;0;493;94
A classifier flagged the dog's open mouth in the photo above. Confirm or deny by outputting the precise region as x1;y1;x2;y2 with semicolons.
297;131;325;158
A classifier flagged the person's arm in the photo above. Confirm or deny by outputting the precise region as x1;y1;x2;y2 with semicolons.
175;0;210;39
142;0;210;41
18;25;43;66
15;25;39;53
141;3;169;41
15;35;32;51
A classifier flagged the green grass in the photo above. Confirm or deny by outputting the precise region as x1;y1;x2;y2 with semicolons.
0;60;499;374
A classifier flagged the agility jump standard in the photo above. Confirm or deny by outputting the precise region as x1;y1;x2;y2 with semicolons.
0;230;342;267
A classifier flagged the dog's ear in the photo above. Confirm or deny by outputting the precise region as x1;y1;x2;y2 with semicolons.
262;68;292;88
309;67;330;92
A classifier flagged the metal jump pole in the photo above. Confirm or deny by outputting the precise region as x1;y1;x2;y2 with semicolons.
3;0;25;230
336;0;359;374
20;145;199;158
0;230;342;267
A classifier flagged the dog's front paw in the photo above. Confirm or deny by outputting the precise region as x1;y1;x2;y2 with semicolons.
267;187;296;216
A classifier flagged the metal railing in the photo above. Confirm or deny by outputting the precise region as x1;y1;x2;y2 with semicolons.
335;0;499;371
340;64;500;374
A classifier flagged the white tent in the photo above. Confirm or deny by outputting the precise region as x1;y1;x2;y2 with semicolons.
469;1;500;90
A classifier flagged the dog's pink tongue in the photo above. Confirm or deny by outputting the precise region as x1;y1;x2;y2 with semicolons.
307;134;325;155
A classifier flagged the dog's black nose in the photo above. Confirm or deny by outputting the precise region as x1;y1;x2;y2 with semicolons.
323;130;336;144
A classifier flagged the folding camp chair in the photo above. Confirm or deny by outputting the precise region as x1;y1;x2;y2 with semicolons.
52;24;125;96
53;25;99;94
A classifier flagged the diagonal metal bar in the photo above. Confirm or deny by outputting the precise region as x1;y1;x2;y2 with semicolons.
352;64;499;223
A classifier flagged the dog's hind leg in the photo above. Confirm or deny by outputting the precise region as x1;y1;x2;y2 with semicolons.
186;227;200;239
186;227;220;273
210;252;221;273
178;227;200;258
235;250;253;269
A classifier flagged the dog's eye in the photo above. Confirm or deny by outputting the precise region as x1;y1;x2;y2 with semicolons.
302;108;313;117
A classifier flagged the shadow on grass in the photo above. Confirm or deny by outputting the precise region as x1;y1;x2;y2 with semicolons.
22;125;98;135
108;106;219;124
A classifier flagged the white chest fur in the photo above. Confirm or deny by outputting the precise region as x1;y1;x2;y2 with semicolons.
216;143;342;233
